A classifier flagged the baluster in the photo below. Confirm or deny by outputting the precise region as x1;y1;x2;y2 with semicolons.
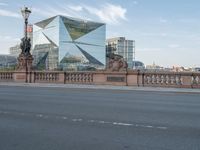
192;76;196;85
66;73;69;82
151;75;156;84
89;74;92;82
90;74;92;82
155;75;159;84
162;75;166;85
149;75;153;84
176;75;182;85
165;75;168;84
80;74;83;82
170;75;175;85
72;74;75;82
144;75;148;84
197;76;200;85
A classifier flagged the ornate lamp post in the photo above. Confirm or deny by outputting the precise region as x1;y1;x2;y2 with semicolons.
17;6;33;82
21;7;31;41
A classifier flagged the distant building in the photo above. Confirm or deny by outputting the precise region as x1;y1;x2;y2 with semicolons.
106;37;134;69
9;44;21;57
132;61;145;70
193;67;200;72
0;55;17;69
146;62;164;70
33;15;106;71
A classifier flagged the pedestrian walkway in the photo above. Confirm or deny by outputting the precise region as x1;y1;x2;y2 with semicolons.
0;82;200;93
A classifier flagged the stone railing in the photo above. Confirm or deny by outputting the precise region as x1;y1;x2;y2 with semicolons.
0;72;13;81
33;71;60;83
65;72;93;83
143;73;183;87
191;73;200;88
0;70;200;88
127;71;200;88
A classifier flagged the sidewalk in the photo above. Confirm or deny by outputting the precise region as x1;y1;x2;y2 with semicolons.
0;82;200;93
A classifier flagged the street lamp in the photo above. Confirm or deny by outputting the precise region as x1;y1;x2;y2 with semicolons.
17;6;33;83
21;7;31;40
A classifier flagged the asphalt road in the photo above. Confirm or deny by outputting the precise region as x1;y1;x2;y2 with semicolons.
0;85;200;150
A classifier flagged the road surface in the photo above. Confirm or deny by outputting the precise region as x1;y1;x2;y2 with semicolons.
0;85;200;150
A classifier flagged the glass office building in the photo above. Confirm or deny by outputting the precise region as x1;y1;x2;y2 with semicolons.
106;37;134;69
33;15;106;70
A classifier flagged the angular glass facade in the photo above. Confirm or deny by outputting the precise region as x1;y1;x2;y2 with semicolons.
33;15;106;70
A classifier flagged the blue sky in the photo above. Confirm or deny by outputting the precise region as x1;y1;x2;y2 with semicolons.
0;0;200;67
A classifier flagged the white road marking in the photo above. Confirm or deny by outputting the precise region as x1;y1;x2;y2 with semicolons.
145;125;153;128
36;114;43;117
88;120;95;123
98;121;111;124
72;119;83;122
62;117;68;120
0;110;168;130
113;122;133;126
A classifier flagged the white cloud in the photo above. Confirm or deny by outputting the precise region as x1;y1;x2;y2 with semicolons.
32;6;91;21
68;5;83;12
32;8;57;17
83;3;127;24
0;9;20;18
32;3;127;25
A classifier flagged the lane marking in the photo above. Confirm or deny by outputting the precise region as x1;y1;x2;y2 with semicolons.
113;122;133;126
36;114;43;117
98;120;111;124
72;119;83;122
62;116;68;120
0;110;168;130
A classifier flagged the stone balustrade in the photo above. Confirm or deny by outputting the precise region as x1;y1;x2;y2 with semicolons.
0;70;200;88
65;72;93;83
191;73;200;88
0;72;13;81
143;73;182;87
34;72;59;82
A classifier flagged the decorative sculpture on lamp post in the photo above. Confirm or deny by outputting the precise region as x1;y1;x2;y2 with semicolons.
17;7;33;76
20;7;31;55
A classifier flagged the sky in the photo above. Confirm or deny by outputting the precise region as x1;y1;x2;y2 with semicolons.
0;0;200;67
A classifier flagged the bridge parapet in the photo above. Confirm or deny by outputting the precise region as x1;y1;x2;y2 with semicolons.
0;70;200;88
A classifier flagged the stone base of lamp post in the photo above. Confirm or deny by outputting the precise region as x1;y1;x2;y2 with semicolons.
14;53;34;83
17;53;33;71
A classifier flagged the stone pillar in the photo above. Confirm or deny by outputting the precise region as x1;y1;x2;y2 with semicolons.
14;53;34;83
